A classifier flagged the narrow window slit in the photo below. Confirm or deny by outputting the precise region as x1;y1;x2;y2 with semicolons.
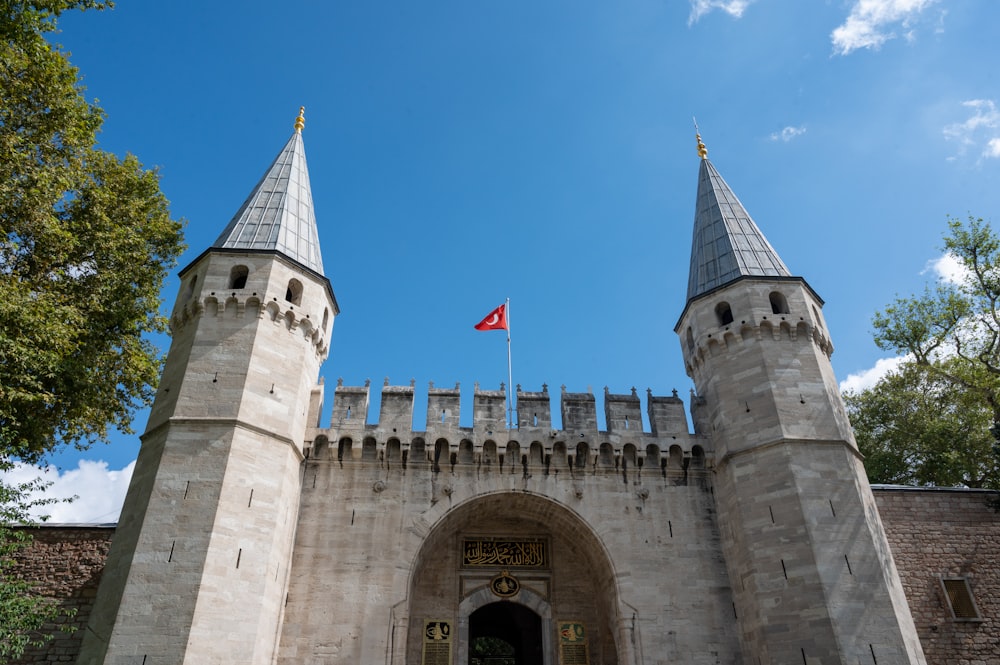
845;554;853;575
183;481;190;500
829;499;836;517
668;520;673;538
801;648;807;665
248;489;254;507
236;548;242;568
781;559;788;580
870;644;878;664
769;506;775;523
351;509;355;526
168;540;175;562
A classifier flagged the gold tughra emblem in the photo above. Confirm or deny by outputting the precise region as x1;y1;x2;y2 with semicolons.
490;570;520;597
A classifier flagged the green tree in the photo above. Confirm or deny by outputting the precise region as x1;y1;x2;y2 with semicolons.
844;361;999;488
866;215;1000;489
0;1;184;660
0;0;184;461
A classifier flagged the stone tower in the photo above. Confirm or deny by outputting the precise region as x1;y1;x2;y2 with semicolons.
78;109;338;664
674;135;925;664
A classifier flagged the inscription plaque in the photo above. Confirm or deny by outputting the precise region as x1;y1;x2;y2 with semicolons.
557;620;589;665
422;619;452;665
462;539;547;568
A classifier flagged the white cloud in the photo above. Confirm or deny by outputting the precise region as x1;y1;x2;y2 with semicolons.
922;253;968;285
688;0;753;25
840;355;910;393
0;459;134;524
769;126;806;142
985;137;1000;159
831;0;938;56
943;99;1000;161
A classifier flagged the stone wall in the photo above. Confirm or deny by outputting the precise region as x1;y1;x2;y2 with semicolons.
8;486;1000;664
6;525;113;664
874;487;1000;665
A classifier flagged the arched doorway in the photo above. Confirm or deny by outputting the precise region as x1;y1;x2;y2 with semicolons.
404;491;620;665
469;602;543;665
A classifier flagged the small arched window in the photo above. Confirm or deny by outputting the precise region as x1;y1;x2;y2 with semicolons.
769;291;789;315
322;307;330;331
229;265;249;289
686;327;695;351
715;301;734;326
285;278;303;305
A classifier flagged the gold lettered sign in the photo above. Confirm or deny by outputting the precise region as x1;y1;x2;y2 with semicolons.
422;618;452;665
462;539;547;568
558;620;589;665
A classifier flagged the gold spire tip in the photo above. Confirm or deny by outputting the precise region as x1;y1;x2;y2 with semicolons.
294;106;305;133
693;116;707;160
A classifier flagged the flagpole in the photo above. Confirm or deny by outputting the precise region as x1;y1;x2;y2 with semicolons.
506;297;514;429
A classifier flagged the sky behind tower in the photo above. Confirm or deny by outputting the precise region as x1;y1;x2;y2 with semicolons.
7;0;1000;522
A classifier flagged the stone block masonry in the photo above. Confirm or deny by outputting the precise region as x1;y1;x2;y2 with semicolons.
7;526;113;664
874;487;1000;665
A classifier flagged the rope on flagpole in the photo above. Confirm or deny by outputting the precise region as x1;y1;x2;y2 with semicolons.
506;297;514;429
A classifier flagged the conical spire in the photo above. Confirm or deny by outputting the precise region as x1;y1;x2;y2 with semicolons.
213;108;324;274
686;152;789;302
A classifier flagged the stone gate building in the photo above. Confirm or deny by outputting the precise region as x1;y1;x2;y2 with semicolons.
61;111;995;664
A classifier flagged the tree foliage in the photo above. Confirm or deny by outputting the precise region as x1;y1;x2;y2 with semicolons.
844;361;999;488
1;1;184;660
862;215;1000;489
0;0;185;463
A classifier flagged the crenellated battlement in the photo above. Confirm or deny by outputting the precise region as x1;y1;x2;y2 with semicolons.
169;293;330;356
684;317;833;376
307;379;710;474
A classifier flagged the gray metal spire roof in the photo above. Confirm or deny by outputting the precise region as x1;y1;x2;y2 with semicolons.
213;114;324;274
686;156;790;301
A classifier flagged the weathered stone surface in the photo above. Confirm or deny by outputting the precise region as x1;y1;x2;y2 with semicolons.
6;526;112;664
875;487;1000;665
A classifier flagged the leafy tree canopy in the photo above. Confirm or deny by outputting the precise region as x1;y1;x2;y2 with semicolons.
0;0;185;463
844;360;999;488
855;215;1000;489
1;2;184;659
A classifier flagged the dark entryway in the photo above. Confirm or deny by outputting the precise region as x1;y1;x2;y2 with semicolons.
469;602;543;665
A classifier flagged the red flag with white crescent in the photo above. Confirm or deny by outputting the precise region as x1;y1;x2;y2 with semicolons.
474;304;508;331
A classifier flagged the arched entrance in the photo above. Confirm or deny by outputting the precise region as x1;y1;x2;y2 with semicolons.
469;602;543;665
404;491;620;665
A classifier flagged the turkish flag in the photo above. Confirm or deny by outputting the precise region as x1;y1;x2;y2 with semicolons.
474;304;508;331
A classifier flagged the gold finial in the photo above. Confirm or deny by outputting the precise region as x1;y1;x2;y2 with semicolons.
694;117;707;160
294;106;305;133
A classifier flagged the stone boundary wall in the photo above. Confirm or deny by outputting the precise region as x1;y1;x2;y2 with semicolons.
6;525;114;664
7;487;1000;664
873;486;1000;665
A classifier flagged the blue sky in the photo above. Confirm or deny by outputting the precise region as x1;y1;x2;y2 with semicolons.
8;0;1000;522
